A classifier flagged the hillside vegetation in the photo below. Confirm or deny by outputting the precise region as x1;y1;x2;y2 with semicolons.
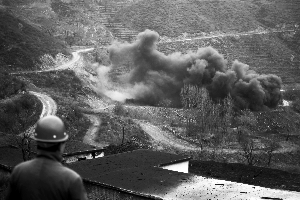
114;0;260;37
114;0;300;37
1;0;112;46
0;9;68;71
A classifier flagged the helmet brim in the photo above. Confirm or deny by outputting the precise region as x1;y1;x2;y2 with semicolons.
33;135;69;143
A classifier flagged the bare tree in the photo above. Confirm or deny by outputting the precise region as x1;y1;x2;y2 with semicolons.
282;109;296;141
235;109;258;166
265;141;278;166
238;137;257;166
180;84;233;146
17;131;33;161
235;109;257;136
216;96;234;144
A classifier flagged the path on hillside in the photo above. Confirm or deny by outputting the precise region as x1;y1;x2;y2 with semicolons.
19;91;57;137
82;98;114;148
135;120;201;151
18;47;112;147
158;29;296;44
83;114;109;148
19;48;93;137
30;91;57;118
11;48;94;74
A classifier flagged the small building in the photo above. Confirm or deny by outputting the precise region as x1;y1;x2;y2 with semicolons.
68;149;192;199
68;149;300;200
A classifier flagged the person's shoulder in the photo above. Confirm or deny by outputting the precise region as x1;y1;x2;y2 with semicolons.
61;165;81;179
14;159;35;170
11;159;36;175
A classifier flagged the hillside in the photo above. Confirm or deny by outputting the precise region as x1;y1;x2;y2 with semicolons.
157;32;300;85
1;0;113;46
114;0;260;37
0;9;68;71
113;0;300;37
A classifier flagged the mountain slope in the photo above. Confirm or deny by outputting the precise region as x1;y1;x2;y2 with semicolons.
157;32;300;85
0;9;68;71
1;0;113;46
113;0;300;37
113;0;260;37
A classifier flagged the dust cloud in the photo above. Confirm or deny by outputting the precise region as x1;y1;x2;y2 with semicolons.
95;29;282;110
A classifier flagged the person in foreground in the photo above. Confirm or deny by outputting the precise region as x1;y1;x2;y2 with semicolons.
6;115;88;200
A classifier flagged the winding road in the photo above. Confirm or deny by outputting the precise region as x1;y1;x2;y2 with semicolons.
20;48;94;137
29;91;57;118
11;48;94;75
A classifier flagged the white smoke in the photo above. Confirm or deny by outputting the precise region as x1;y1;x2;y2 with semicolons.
94;63;133;102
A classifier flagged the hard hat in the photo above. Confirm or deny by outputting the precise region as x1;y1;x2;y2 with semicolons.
33;115;69;142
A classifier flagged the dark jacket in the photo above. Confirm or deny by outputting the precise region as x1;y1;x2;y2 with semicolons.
6;150;88;200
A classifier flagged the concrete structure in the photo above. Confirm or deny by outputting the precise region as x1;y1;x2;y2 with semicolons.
160;160;189;173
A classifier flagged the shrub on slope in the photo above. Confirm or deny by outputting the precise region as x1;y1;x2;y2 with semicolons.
0;71;26;99
0;93;42;135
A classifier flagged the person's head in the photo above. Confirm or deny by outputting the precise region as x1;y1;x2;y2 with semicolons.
33;115;69;153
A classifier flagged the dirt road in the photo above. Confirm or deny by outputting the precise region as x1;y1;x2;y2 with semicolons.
83;114;109;148
29;91;57;118
135;119;201;151
20;49;93;136
11;48;94;74
158;29;295;44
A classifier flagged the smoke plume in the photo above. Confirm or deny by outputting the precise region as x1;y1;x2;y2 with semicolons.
98;29;282;110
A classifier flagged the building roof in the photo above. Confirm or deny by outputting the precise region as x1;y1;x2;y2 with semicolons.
68;149;300;200
68;149;192;199
68;149;191;178
83;169;300;200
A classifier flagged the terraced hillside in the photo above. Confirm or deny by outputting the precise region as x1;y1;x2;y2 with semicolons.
101;0;300;86
157;32;300;85
3;0;300;43
114;0;259;37
113;0;300;37
2;0;300;84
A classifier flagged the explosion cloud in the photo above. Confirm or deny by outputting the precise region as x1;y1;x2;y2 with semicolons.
101;29;282;110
